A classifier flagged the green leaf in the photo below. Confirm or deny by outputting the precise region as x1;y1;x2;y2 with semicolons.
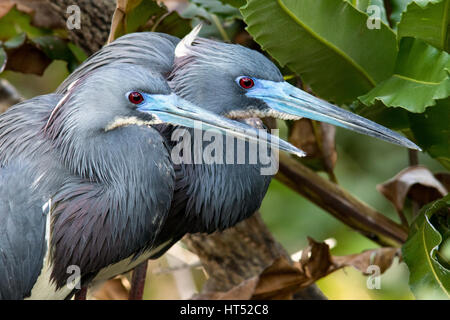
67;43;88;64
0;46;6;73
402;194;450;300
125;0;163;34
31;36;80;72
179;0;242;41
344;0;389;25
359;37;450;113
218;0;246;8
356;100;411;130
390;0;414;27
151;11;192;38
409;98;450;169
191;0;241;19
241;0;398;104
3;32;26;49
398;0;450;51
0;7;50;40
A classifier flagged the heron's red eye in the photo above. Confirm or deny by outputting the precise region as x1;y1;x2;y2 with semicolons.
128;92;144;104
239;77;254;89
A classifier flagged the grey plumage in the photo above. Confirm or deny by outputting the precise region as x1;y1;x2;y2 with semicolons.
0;66;176;298
0;163;48;299
169;37;283;116
57;32;179;94
58;32;278;242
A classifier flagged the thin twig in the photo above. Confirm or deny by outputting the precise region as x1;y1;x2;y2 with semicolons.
408;149;420;218
128;261;148;300
0;79;24;113
210;14;230;42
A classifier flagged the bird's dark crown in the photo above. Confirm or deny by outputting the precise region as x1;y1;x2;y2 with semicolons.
169;36;283;117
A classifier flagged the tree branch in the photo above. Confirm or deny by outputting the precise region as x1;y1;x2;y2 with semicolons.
0;79;23;113
276;153;408;247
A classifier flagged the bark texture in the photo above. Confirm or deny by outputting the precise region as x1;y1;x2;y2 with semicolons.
10;0;116;55
184;213;326;299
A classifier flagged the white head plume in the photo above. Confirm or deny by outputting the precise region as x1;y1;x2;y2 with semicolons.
175;24;203;58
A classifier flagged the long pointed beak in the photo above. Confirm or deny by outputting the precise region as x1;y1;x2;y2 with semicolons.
138;93;306;158
246;80;421;150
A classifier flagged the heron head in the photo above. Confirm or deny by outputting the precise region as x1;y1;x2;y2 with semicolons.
45;64;304;157
169;26;420;150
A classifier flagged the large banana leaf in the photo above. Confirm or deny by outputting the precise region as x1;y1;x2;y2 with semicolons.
219;0;246;7
398;0;450;51
241;0;398;104
344;0;389;25
402;194;450;299
390;0;414;27
409;98;450;169
359;37;450;113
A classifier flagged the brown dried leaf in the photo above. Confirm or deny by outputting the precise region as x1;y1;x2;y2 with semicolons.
195;238;399;300
108;0;144;43
435;172;450;192
4;43;51;75
289;119;319;157
321;123;337;174
377;165;448;212
333;247;400;274
253;256;307;300
0;1;15;19
289;119;337;177
299;237;334;280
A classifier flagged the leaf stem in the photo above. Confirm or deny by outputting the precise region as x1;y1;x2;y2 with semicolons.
210;14;230;42
409;149;420;218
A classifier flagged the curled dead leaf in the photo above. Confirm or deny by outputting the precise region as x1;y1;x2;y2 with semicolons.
252;257;306;300
377;166;448;213
108;0;145;43
289;119;337;179
435;172;450;192
333;247;401;275
195;238;399;300
4;42;51;75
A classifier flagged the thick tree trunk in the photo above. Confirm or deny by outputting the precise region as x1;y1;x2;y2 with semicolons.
49;0;115;54
11;0;116;55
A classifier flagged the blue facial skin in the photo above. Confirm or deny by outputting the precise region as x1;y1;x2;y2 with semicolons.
134;92;306;158
238;77;420;151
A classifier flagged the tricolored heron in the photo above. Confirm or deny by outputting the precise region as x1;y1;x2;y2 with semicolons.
0;64;301;299
1;26;419;299
56;26;419;299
